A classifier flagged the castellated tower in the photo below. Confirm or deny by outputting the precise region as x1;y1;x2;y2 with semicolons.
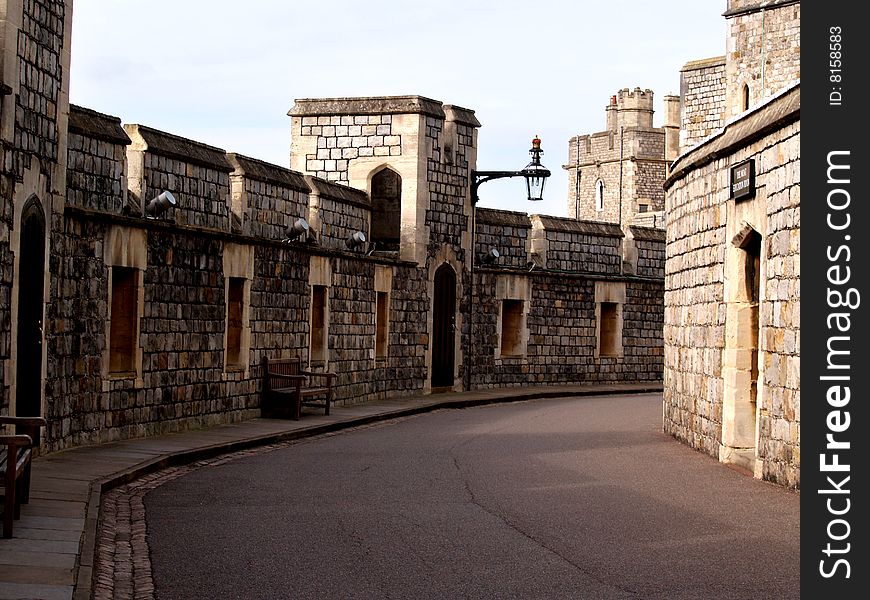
565;88;675;229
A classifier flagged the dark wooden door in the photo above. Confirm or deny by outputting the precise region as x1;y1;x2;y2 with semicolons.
431;263;456;388
16;199;46;436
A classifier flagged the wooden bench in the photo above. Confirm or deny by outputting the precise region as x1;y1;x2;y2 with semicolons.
1;416;47;538
261;357;337;420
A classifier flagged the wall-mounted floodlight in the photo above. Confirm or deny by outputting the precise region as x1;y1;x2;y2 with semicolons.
480;248;500;265
284;218;310;241
346;231;367;251
146;191;177;217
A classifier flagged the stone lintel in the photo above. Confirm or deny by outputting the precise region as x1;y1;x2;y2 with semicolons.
288;95;447;120
227;153;309;192
123;124;233;172
69;104;131;145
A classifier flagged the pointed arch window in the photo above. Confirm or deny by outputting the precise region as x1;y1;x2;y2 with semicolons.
371;167;401;252
595;179;605;212
742;84;750;111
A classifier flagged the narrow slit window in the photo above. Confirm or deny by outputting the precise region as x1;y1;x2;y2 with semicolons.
376;292;388;358
226;277;245;367
311;285;327;363
500;299;524;357
109;266;138;373
595;179;605;212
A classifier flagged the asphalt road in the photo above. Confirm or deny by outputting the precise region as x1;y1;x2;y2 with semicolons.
145;393;799;599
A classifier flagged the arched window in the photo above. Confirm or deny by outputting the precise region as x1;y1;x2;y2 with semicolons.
370;167;401;251
742;84;750;111
595;179;605;212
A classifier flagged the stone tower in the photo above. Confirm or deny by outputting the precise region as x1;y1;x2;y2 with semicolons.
724;0;801;119
565;88;675;229
0;0;73;418
288;96;479;266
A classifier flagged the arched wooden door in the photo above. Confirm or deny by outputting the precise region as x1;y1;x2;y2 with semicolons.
16;198;46;432
431;263;456;389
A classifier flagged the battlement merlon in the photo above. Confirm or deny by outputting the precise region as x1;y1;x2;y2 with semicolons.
606;87;655;131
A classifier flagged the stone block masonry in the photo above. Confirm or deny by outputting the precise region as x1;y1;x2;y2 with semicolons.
679;57;726;153
663;84;799;488
4;26;667;457
299;114;400;183
67;105;131;214
566;89;669;228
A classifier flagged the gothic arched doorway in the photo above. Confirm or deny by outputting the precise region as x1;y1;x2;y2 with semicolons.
431;263;456;389
16;197;46;434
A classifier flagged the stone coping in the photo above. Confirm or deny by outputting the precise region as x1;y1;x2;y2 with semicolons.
665;83;800;188
680;55;726;72
304;175;370;208
723;0;800;18
288;95;480;127
68;105;131;146
124;124;233;172
227;153;309;192
629;225;666;242
476;207;531;228
534;215;625;238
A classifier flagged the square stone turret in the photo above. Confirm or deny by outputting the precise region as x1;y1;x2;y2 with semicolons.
288;95;480;264
565;88;667;228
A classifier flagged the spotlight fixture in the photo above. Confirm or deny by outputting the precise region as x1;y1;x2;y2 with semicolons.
145;191;177;217
346;231;367;251
480;247;500;265
284;218;310;241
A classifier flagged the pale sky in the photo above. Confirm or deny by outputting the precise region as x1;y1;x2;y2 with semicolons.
69;1;726;218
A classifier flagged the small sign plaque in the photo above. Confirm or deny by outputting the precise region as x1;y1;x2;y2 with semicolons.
730;159;755;201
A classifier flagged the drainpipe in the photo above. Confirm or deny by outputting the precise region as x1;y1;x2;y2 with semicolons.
760;9;766;94
618;125;624;229
575;137;581;220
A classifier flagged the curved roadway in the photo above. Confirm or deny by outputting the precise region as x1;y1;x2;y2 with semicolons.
145;393;799;599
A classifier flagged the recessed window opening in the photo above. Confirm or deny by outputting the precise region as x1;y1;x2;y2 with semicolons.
109;266;138;373
311;285;328;363
500;299;524;357
742;84;750;111
226;277;245;367
376;291;389;358
599;302;620;357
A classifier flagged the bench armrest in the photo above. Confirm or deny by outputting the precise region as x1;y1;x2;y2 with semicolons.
0;434;33;448
0;417;46;444
0;417;47;427
267;373;307;381
300;370;337;381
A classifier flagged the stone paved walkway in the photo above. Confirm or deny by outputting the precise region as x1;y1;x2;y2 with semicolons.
0;383;662;600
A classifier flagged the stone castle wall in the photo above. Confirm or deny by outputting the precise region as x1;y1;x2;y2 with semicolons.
679;57;726;153
724;0;801;119
663;85;799;488
1;1;666;455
